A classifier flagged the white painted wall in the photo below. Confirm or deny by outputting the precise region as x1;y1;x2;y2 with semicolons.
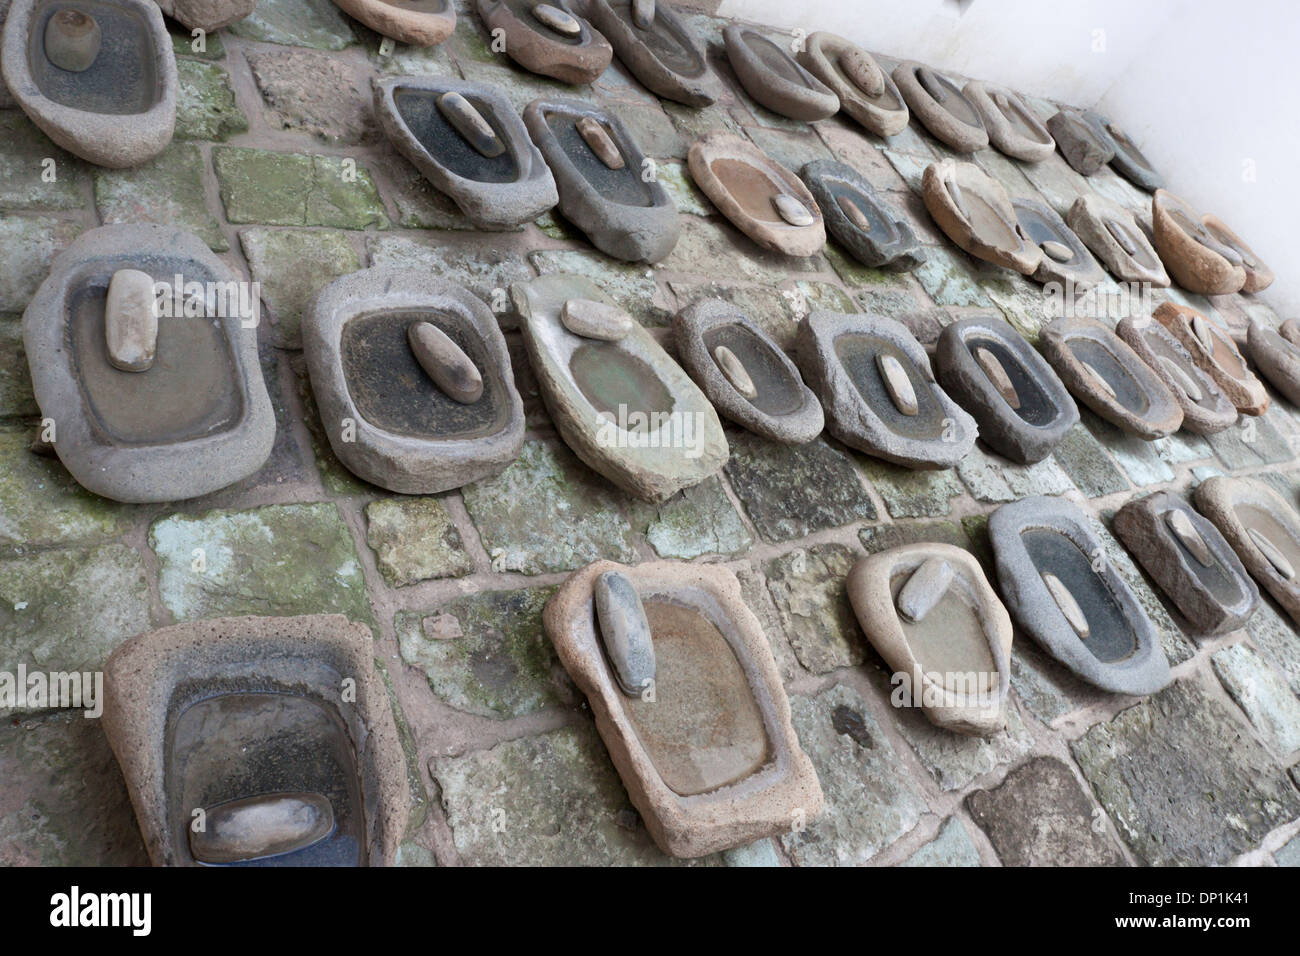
718;0;1299;317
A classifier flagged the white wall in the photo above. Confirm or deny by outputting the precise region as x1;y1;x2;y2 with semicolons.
718;0;1299;318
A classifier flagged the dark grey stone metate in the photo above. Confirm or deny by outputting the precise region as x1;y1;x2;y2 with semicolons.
801;159;924;272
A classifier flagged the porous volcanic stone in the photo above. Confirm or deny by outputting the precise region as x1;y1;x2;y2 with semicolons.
673;297;823;444
1201;214;1274;294
963;81;1054;163
849;543;1013;736
476;0;612;85
1114;490;1258;635
1152;189;1247;295
1194;476;1300;628
544;560;824;858
922;160;1041;275
23;224;274;503
723;25;838;121
156;0;254;32
303;267;525;493
892;62;987;153
1114;315;1237;435
102;615;409;866
334;0;454;46
3;0;177;168
688;132;825;258
585;0;718;107
512;273;728;502
1247;318;1300;405
1046;109;1113;175
989;495;1171;696
936;315;1078;464
1155;301;1268;415
1040;317;1183;439
1082;111;1162;192
524;97;679;263
796;310;977;469
374;75;557;229
798;31;908;137
1066;194;1169;286
1012;196;1106;290
801;159;923;271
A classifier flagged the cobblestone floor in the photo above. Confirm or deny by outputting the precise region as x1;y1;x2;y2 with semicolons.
1;0;1299;866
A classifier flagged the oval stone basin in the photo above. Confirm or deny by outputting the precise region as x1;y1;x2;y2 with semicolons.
1066;195;1169;287
836;333;948;440
797;31;908;137
723;25;839;121
333;0;455;46
1195;477;1300;628
1115;316;1237;435
26;0;157;114
476;0;612;85
394;88;519;184
1040;317;1182;439
1012;196;1105;290
101;615;410;867
1114;490;1258;635
800;159;924;272
964;81;1054;163
936;316;1078;464
1154;301;1268;415
893;62;987;152
569;341;675;422
1247;318;1300;406
585;0;715;106
1152;189;1247;295
989;495;1170;696
922;160;1041;274
701;324;802;416
543;560;823;858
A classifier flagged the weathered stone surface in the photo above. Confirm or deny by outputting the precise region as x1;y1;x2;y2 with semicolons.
247;48;373;145
0;112;87;210
397;586;574;719
900;704;1034;791
585;0;719;108
725;433;875;541
912;245;993;308
1246;602;1300;696
477;0;612;85
461;439;640;575
0;430;122;547
0;216;81;314
801;160;924;271
0;711;148;865
1156;301;1268;416
1046;109;1113;175
176;60;248;142
763;544;861;674
1277;835;1300;867
779;684;927;866
364;497;474;587
190;792;334;864
1066;194;1168;286
1212;643;1300;757
965;82;1054;162
430;724;711;865
894;63;987;152
228;0;356;49
0;322;38;420
528;249;669;325
335;0;454;46
1152;189;1247;296
0;543;151;679
366;236;529;311
156;0;254;32
94;144;227;252
923;160;1042;275
240;228;361;349
214;148;387;229
723;25;838;121
966;756;1126;866
901;817;981;867
860;459;964;518
627;476;752;559
1071;678;1300;865
149;503;371;623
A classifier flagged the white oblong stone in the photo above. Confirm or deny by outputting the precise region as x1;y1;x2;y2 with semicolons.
44;10;101;73
1248;527;1296;581
896;557;954;624
1157;355;1202;402
1104;219;1139;256
713;344;756;399
1165;509;1213;567
840;48;885;97
437;91;505;159
190;792;334;864
532;2;582;35
105;269;158;373
594;570;656;697
877;352;919;416
576;116;625;170
944;176;969;221
1042;240;1073;262
1080;360;1117;400
974;345;1020;409
837;195;872;232
561;298;633;340
408;320;484;404
632;0;656;29
773;193;815;227
1042;571;1090;638
1192;314;1215;352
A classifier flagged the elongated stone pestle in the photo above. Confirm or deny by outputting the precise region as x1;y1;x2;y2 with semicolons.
560;298;633;340
189;792;335;865
1042;571;1090;637
45;10;101;73
1164;510;1213;567
896;557;954;624
773;193;814;227
437;92;505;158
840;48;884;97
1041;240;1073;262
532;3;582;36
1080;360;1117;400
1249;527;1296;580
1192;314;1215;352
1157;355;1202;402
594;570;655;697
408;320;484;404
974;345;1020;409
632;0;656;30
1105;219;1139;256
576;117;625;170
713;344;756;399
105;269;158;373
837;194;873;232
877;352;919;415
